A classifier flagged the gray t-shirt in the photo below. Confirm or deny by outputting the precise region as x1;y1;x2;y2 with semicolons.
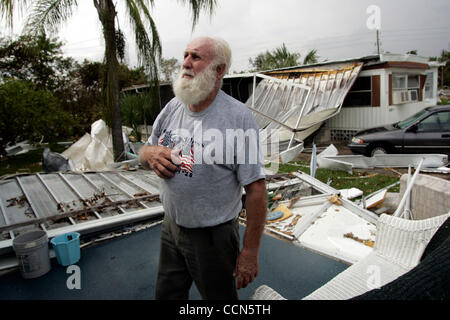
148;90;265;228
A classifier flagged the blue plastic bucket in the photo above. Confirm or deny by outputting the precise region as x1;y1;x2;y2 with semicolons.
50;232;80;266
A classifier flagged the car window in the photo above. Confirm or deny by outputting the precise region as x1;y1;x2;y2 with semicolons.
397;108;430;129
438;111;450;131
416;112;450;132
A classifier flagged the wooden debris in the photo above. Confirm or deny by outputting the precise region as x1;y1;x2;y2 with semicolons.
288;196;300;209
6;195;27;208
328;194;342;205
344;232;375;248
287;214;302;227
271;194;282;201
365;189;387;209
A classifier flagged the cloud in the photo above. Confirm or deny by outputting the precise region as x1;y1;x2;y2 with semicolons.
5;0;448;72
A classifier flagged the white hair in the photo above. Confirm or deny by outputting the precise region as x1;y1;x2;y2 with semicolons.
210;37;232;75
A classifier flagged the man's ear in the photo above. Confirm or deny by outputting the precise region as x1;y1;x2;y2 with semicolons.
216;64;226;79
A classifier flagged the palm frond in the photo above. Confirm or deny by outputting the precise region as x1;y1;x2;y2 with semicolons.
133;0;161;60
303;49;318;65
124;0;161;109
267;43;300;69
24;0;78;35
124;1;157;64
0;0;28;29
178;0;217;30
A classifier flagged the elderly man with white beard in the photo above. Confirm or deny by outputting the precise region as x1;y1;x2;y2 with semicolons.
139;37;267;300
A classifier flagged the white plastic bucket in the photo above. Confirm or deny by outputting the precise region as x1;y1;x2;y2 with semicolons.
12;230;51;279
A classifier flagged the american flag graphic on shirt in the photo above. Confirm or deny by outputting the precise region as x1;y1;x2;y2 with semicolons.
158;130;195;177
158;130;172;147
179;144;194;174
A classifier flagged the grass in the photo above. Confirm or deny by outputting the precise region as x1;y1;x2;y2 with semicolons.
437;97;450;105
269;160;400;196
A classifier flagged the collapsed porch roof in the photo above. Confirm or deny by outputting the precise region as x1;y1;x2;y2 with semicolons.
243;62;363;162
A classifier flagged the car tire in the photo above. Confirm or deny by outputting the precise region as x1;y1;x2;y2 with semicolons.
370;145;388;157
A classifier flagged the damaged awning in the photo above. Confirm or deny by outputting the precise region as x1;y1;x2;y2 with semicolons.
245;62;363;162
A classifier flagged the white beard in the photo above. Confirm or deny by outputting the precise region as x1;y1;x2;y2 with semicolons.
172;64;217;106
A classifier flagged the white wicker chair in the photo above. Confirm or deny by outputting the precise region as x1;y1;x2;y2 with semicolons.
252;212;450;300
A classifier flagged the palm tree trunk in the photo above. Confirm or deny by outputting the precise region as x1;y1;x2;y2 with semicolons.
94;0;125;162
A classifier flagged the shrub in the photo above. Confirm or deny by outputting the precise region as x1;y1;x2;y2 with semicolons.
0;80;75;156
120;91;159;141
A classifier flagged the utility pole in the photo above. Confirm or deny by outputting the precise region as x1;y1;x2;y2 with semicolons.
442;63;445;88
376;29;381;55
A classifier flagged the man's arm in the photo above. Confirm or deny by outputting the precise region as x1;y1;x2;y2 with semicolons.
138;145;180;179
234;178;267;289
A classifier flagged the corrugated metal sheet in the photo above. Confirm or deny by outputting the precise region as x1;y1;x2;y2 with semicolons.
0;170;319;256
0;171;163;248
265;62;363;120
246;63;363;141
0;168;382;266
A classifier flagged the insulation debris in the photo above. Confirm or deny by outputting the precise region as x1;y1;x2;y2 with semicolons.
266;204;293;224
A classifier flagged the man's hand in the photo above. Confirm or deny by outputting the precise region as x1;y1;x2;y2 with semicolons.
233;248;258;289
233;179;267;289
138;145;181;179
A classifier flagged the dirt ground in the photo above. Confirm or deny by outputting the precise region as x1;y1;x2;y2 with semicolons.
296;143;450;181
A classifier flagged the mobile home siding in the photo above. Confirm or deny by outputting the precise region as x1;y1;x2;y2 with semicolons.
324;68;439;131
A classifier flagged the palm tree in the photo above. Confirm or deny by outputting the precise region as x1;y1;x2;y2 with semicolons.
249;44;319;71
1;0;217;161
267;43;300;69
302;49;318;65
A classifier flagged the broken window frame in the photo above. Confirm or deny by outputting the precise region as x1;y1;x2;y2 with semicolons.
342;76;373;108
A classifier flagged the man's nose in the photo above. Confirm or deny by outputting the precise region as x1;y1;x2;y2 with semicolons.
182;56;192;69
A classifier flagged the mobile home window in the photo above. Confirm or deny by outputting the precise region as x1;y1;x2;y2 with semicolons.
392;73;420;101
343;76;372;107
392;74;407;90
407;75;420;101
424;72;434;100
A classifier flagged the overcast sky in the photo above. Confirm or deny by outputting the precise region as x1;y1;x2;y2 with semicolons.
3;0;450;73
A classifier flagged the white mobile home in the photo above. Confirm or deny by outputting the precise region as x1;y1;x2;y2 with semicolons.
320;53;441;143
223;53;441;144
124;53;442;145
